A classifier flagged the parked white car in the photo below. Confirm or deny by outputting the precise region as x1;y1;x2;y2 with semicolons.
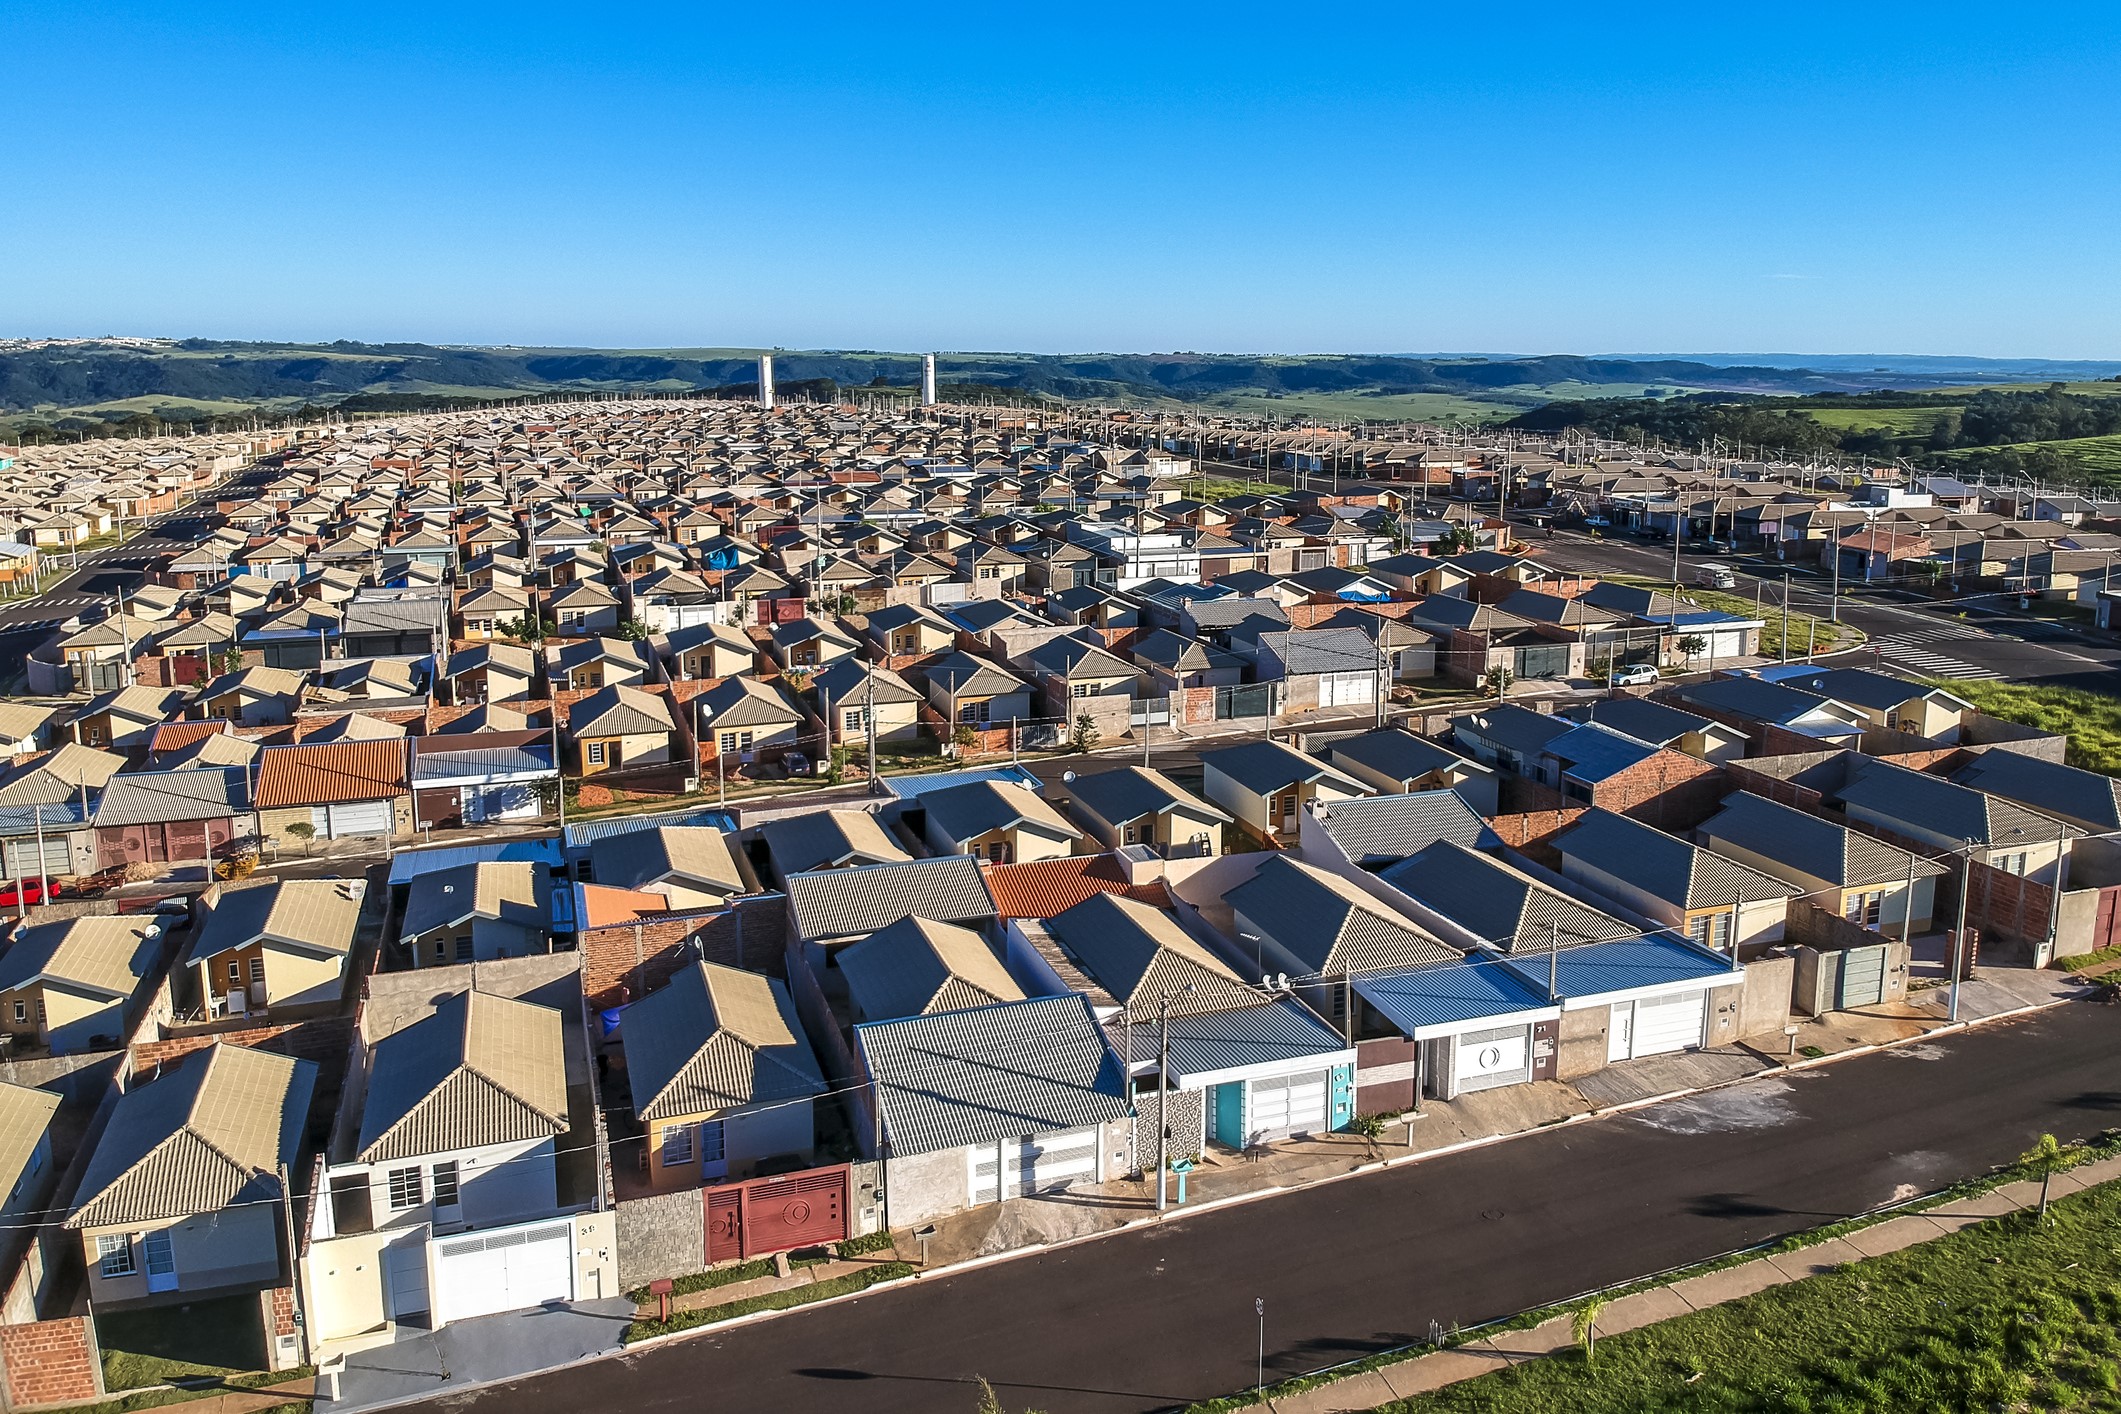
1611;664;1658;687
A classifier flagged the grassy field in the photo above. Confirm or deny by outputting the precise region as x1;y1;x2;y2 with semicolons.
1604;575;1856;659
1801;405;1960;434
1385;1176;2121;1414
1202;390;1520;424
1936;432;2121;477
1929;679;2121;772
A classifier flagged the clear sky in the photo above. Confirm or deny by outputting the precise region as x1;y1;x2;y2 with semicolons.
7;1;2120;357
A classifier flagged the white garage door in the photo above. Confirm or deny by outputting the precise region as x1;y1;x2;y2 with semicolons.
384;1239;429;1319
967;1127;1100;1203
1617;991;1707;1060
3;837;71;879
430;1219;574;1325
313;800;393;839
1247;1069;1329;1143
1318;672;1375;709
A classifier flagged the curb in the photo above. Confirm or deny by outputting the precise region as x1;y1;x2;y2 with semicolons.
320;988;2084;1413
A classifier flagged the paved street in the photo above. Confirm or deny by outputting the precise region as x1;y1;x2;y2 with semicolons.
405;999;2120;1414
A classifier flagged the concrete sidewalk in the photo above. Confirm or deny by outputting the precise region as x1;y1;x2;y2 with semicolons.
1262;1152;2121;1413
314;1298;635;1414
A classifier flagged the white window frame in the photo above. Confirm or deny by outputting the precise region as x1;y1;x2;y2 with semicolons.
430;1160;460;1209
96;1233;134;1278
586;740;607;765
387;1166;424;1211
661;1124;695;1167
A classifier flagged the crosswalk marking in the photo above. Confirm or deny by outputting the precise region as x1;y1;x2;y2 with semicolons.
1869;632;2005;681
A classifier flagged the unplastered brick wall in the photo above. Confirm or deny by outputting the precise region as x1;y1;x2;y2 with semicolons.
131;1016;354;1075
0;1316;102;1409
1486;808;1588;868
577;895;788;1010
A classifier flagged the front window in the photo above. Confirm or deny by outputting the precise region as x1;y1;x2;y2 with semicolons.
248;958;265;984
587;741;607;765
96;1233;134;1278
431;1161;460;1208
1071;682;1092;698
9;1000;21;1025
387;1166;423;1210
662;1124;695;1167
227;959;242;985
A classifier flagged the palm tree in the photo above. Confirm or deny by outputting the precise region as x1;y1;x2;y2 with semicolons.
2020;1133;2066;1221
1573;1296;1610;1363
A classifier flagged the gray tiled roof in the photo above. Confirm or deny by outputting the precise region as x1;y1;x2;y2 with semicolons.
786;854;996;942
1569;696;1723;747
857;993;1128;1158
623;961;825;1121
69;1044;315;1228
1254;627;1379;676
93;767;250;826
920;780;1081;847
837;915;1025;1022
1952;750;2121;832
1045;892;1257;1018
569;683;676;737
1226;855;1459;974
759;809;910;875
1381;841;1636;953
1326;729;1480;788
1306;789;1500;867
1698;791;1946;889
591;826;743;896
1062;766;1228;831
1554;809;1798;910
1199;739;1369;797
357;989;568;1163
1837;758;2077;847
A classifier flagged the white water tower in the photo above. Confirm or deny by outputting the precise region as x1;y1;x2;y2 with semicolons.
758;354;776;410
922;353;938;406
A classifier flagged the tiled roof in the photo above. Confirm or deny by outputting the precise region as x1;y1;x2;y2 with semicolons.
590;826;743;896
759;809;910;875
357;989;568;1164
1061;766;1228;831
1199;739;1370;797
838;916;1025;1022
1380;841;1636;954
1044;892;1256;1018
0;916;161;1000
190;878;362;964
93;766;251;825
623;961;825;1121
0;1081;59;1202
1700;791;1947;889
253;738;409;808
1554;809;1799;911
1306;789;1500;868
786;854;996;942
569;683;676;738
920;779;1082;846
69;1044;316;1228
857;993;1128;1159
576;883;669;928
980;854;1170;920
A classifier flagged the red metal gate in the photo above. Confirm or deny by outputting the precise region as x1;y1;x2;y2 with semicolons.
704;1163;850;1263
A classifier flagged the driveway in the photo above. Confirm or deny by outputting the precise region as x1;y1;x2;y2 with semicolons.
318;1298;634;1413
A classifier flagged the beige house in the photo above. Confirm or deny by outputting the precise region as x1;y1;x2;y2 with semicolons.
188;878;365;1018
0;915;164;1055
1054;765;1231;859
568;683;676;776
1199;738;1374;842
665;622;756;681
68;1044;315;1309
588;826;744;909
622;961;826;1191
919;779;1082;865
400;861;552;966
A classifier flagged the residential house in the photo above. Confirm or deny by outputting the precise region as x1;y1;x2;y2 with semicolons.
1564;697;1750;765
1198;738;1372;841
444;642;537;704
587;826;745;909
1697;791;1947;936
696;677;803;769
68;1044;315;1307
546;579;622;637
400;862;552;966
838;915;1025;1024
92;767;255;874
0;915;164;1054
254;739;413;844
622;960;828;1190
187;878;362;1017
1951;749;2121;833
855;993;1129;1223
808;658;923;747
70;686;190;751
1834;757;2077;886
1130;629;1245;693
194;666;307;726
1768;667;1978;744
768;617;860;672
758;809;910;879
1554;809;1799;954
548;637;650;693
567;683;679;776
864;604;957;660
1325;728;1500;816
1244;628;1384;715
1052;765;1230;858
663;622;756;681
411;738;556;828
785;854;998;949
917;779;1083;865
924;652;1035;727
1669;676;1868;749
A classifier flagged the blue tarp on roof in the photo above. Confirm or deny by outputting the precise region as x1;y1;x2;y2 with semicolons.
1354;957;1558;1036
386;837;564;886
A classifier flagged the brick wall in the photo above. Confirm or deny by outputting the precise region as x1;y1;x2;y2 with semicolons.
1724;761;1829;813
0;1316;102;1409
268;1285;296;1337
131;1015;354;1076
577;895;788;1009
1594;749;1728;832
1486;808;1589;869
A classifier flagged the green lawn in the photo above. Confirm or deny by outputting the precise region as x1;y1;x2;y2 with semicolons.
1603;575;1857;659
1801;405;1961;435
1932;678;2121;771
98;1294;266;1390
1383;1177;2121;1413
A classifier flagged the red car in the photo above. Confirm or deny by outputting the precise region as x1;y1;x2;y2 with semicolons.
0;880;61;907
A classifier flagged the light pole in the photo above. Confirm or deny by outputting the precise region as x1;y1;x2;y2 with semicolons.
1951;839;1975;1022
1155;983;1195;1214
1256;1298;1265;1394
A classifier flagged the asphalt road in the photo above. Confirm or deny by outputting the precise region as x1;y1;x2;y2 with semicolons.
413;1000;2121;1414
1532;528;2121;692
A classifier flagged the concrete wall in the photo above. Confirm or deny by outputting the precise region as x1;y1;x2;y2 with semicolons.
614;1187;704;1288
302;1229;393;1345
1736;952;1796;1035
1555;1005;1611;1082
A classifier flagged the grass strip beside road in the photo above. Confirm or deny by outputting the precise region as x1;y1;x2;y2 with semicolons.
1933;678;2121;774
1381;1175;2121;1413
623;1261;917;1343
1183;1129;2121;1412
1602;573;1861;659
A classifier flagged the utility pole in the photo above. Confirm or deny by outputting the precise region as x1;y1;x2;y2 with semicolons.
1780;572;1791;664
865;668;880;795
1155;983;1194;1214
1950;842;1973;1022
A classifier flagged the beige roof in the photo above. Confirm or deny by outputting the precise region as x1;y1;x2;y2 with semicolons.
356;989;568;1163
300;711;407;743
159;731;261;770
0;703;59;747
0;743;128;805
0;916;160;1000
623;961;827;1121
190;879;363;966
589;826;743;896
837;914;1026;1022
68;1043;315;1228
0;1080;60;1199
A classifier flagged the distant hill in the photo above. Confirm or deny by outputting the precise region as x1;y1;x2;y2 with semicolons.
0;340;2014;439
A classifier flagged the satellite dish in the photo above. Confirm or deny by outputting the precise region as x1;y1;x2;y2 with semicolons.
1276;973;1289;990
1061;770;1076;783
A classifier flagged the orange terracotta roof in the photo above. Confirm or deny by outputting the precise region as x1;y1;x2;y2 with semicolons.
578;883;670;928
146;720;229;753
980;854;1170;921
253;739;410;808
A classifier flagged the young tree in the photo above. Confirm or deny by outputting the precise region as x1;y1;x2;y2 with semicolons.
1676;633;1708;664
1483;665;1513;702
284;821;316;857
1070;712;1101;754
612;617;651;641
1572;1295;1610;1364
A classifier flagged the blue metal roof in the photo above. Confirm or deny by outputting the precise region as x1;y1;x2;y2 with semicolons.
562;805;738;849
386;837;564;886
1507;934;1740;1001
1354;957;1556;1036
0;802;88;838
884;763;1044;802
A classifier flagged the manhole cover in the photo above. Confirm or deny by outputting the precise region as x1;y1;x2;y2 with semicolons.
1481;1208;1505;1221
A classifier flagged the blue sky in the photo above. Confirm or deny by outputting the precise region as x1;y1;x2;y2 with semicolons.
7;1;2120;356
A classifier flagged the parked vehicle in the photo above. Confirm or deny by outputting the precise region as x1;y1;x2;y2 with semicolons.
1611;664;1658;687
784;750;814;777
0;879;61;907
1695;565;1737;590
